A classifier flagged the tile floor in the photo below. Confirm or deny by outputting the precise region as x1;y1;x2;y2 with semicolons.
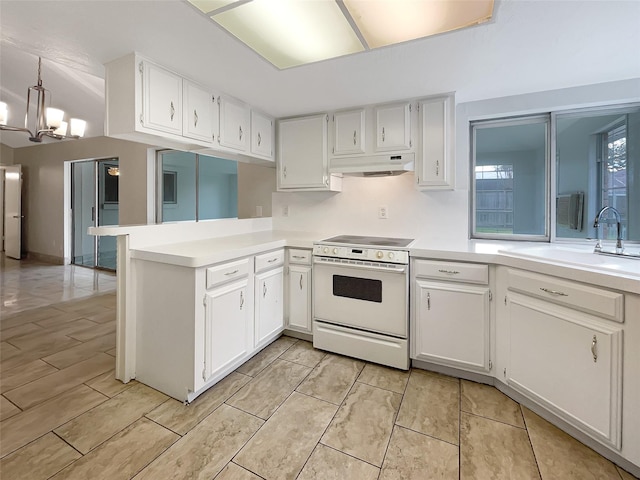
1;257;638;480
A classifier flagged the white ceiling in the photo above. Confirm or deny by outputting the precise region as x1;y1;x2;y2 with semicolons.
1;0;639;149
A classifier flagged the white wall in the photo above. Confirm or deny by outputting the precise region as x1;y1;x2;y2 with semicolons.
0;143;15;165
273;79;640;241
238;162;276;219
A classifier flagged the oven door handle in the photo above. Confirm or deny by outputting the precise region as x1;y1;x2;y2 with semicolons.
313;257;407;274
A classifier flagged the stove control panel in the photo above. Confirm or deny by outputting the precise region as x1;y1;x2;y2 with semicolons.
313;244;409;264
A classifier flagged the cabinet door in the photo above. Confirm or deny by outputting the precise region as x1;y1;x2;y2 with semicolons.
413;280;490;372
375;102;411;152
278;114;329;189
507;292;622;448
287;265;312;333
142;61;182;135
333;109;365;155
218;96;249;151
250;110;274;161
255;267;284;348
204;279;250;382
417;95;453;188
183;80;215;143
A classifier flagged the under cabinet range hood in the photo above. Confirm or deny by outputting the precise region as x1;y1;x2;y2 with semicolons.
329;153;415;176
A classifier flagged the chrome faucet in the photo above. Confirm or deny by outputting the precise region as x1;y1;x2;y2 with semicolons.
593;206;624;254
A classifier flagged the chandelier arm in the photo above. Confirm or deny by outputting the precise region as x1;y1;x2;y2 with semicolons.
0;125;35;137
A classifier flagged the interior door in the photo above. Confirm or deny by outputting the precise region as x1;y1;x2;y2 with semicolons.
72;161;96;267
4;165;22;259
97;160;119;270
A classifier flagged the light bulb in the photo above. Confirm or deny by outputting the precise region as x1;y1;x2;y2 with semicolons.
46;108;64;129
53;121;68;136
0;102;7;126
70;118;86;137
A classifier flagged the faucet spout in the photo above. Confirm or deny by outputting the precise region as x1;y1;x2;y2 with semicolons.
593;206;624;254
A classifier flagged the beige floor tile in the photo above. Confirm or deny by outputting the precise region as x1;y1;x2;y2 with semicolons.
84;310;116;324
84;370;134;397
67;322;116;342
297;443;380;480
0;384;108;457
296;353;365;405
321;382;402;467
0;341;21;361
42;333;116;369
55;382;168;454
4;352;114;410
236;336;298;376
278;340;326;368
617;466;639;480
1;336;82;372
461;380;525;428
214;462;262;480
50;418;178;480
105;347;117;357
235;392;338;480
40;318;99;337
227;359;311;419
357;363;409;394
134;404;263;480
33;311;86;329
0;432;81;480
460;412;540;480
0;322;44;341
0;394;21;420
396;369;460;445
522;407;620;480
1;306;67;330
147;371;251;434
1;359;58;394
380;425;458;480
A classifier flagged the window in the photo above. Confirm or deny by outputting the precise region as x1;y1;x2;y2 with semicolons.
471;116;549;240
600;123;627;240
157;150;238;222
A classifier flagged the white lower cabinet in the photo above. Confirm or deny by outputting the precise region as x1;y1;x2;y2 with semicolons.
203;278;251;382
254;267;284;348
506;290;623;449
287;264;312;333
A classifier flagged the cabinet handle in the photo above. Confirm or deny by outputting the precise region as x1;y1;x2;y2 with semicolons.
267;257;278;263
300;274;303;290
382;127;385;142
591;335;598;362
436;160;439;176
292;255;305;259
353;130;357;145
240;291;244;309
224;269;239;276
283;166;287;178
194;109;198;127
239;125;243;141
257;132;262;146
427;292;431;310
170;101;175;121
540;287;568;297
438;269;459;275
263;282;267;298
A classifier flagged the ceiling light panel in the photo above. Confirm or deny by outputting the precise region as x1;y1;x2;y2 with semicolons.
343;0;494;48
190;0;240;14
211;0;365;69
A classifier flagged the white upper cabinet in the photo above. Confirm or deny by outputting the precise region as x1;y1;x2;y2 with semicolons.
278;114;341;191
142;61;183;136
375;102;412;152
250;110;274;161
218;96;249;152
183;80;216;143
333;109;365;155
417;94;455;190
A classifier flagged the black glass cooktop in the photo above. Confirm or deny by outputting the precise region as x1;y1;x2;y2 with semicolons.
322;235;414;248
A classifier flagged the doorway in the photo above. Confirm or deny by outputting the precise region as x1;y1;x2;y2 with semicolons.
71;158;119;271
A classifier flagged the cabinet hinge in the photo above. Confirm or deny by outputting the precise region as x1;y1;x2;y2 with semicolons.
332;147;335;154
139;114;144;125
409;104;412;112
489;290;493;301
211;95;215;103
203;295;207;307
202;367;207;381
217;97;221;106
503;368;507;378
332;114;335;122
504;296;508;306
409;139;412;148
417;103;420;112
489;360;493;370
326;114;329;123
138;61;144;74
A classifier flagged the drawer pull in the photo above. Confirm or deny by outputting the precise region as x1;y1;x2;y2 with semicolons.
427;292;431;310
240;291;244;309
591;335;598;362
225;270;239;276
292;255;306;259
438;269;460;275
300;274;303;290
263;282;267;297
267;258;279;263
540;287;568;297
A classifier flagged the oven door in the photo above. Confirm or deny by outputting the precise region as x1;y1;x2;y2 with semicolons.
313;257;408;337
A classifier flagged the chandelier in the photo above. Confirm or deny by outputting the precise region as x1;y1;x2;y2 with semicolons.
0;57;86;143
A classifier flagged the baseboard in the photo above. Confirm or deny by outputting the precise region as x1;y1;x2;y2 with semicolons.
282;329;313;342
26;252;64;264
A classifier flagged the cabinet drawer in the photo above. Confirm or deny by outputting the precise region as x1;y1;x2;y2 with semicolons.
255;249;285;273
206;258;250;289
288;249;312;265
414;260;488;284
507;269;624;323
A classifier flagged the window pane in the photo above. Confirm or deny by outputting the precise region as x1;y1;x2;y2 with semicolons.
198;155;238;220
473;119;548;238
160;151;197;222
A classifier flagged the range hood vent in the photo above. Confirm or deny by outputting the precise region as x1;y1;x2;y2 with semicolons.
329;153;415;176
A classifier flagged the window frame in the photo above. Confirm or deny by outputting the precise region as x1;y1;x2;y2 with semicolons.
470;115;551;242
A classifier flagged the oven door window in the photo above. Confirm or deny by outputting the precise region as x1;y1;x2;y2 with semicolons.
333;275;382;303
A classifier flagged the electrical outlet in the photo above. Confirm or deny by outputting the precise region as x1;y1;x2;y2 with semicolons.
256;205;263;217
283;205;289;217
378;206;388;219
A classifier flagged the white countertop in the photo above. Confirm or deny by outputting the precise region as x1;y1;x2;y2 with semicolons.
131;232;640;294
